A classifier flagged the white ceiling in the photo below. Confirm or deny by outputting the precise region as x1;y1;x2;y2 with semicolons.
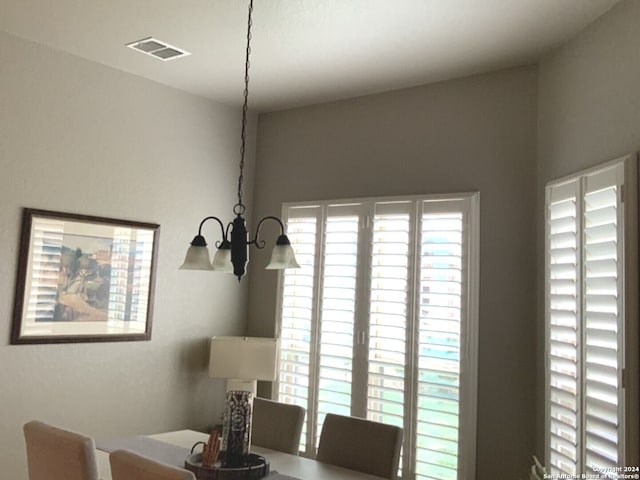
0;0;620;112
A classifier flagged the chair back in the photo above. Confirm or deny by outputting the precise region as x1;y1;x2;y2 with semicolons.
251;397;305;454
316;413;403;479
23;420;99;480
109;449;196;480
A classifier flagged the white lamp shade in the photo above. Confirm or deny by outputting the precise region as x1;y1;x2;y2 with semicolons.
212;247;233;272
180;245;214;270
209;336;279;381
265;244;300;270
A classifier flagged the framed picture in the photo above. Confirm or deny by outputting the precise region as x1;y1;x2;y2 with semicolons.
11;208;160;344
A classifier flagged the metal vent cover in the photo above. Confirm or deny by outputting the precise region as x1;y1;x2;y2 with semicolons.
126;37;191;61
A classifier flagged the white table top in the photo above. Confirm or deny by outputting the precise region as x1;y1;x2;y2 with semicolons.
96;429;384;480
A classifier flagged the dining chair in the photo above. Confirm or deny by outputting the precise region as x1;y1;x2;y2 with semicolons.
316;413;403;479
251;396;306;454
23;420;99;480
109;449;196;480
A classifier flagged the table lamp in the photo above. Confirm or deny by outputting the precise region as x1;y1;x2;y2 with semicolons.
208;336;279;467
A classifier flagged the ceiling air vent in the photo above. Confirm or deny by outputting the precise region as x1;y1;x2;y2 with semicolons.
126;37;191;61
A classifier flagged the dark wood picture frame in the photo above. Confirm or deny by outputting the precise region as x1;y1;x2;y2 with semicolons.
11;208;160;344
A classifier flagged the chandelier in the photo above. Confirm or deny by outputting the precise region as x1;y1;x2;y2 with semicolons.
180;0;299;281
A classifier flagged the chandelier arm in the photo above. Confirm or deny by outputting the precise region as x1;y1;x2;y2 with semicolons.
198;216;228;244
250;216;286;249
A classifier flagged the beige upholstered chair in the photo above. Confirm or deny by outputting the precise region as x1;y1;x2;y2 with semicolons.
23;420;99;480
109;449;196;480
251;397;305;454
316;413;403;479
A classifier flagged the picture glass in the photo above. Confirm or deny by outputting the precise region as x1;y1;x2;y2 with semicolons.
12;209;159;343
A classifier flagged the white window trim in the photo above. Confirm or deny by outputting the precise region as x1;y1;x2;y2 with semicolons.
272;192;480;480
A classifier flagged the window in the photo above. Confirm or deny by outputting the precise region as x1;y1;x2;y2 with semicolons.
275;193;479;479
545;155;639;476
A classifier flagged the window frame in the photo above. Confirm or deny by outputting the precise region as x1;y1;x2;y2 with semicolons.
273;192;480;480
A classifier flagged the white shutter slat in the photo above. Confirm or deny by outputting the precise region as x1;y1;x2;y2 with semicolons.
550;447;578;466
550;199;577;219
550;295;578;310
585;277;617;293
550;451;578;476
585;241;617;260
550;259;578;279
585;346;617;369
585;205;617;227
549;426;578;456
549;278;576;296
585;258;617;277
551;247;578;263
585;311;618;329
550;215;577;234
585;379;618;405
585;436;618;465
550;372;578;393
550;231;578;250
585;451;617;477
550;310;579;327
549;356;577;375
549;325;577;340
585;362;618;384
585;396;619;424
549;387;577;412
584;185;616;206
585;415;617;443
585;328;617;350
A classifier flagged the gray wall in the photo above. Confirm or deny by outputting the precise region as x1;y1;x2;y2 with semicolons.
537;0;640;463
538;0;640;182
247;65;538;479
0;32;255;479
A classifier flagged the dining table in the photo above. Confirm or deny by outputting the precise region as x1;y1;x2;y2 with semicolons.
96;429;385;480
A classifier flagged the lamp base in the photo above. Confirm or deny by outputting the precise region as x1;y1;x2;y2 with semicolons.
221;390;253;468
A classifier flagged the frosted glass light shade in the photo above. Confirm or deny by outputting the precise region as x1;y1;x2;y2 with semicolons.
265;235;300;270
180;245;214;270
212;246;233;272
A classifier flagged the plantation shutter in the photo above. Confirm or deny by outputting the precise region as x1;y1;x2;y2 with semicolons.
582;167;624;472
546;181;580;476
545;159;630;475
416;203;466;480
367;202;411;433
276;194;479;478
277;207;320;453
316;205;363;446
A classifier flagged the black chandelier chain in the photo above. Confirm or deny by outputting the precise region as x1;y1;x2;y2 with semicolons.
235;0;254;216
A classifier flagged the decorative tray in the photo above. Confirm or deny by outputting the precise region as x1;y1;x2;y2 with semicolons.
185;452;269;480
